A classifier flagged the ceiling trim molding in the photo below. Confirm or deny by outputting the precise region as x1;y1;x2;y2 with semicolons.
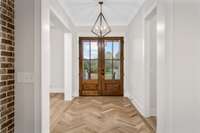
56;0;146;27
50;0;76;32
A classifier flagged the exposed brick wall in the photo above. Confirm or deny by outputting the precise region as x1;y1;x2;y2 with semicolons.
0;0;15;132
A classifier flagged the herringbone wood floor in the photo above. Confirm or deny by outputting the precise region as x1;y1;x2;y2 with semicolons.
50;94;154;133
146;117;156;132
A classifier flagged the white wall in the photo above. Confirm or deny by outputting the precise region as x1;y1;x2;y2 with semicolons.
157;0;200;132
146;11;157;116
126;0;156;116
127;0;200;133
64;33;73;100
50;27;65;92
149;14;157;116
15;0;35;132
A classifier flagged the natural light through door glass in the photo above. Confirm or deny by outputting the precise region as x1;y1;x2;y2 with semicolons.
83;60;90;80
113;41;120;59
113;60;120;80
91;60;98;79
91;41;98;59
83;41;90;59
105;41;113;59
105;60;113;79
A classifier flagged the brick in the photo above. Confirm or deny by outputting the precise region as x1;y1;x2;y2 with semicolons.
7;102;14;108
6;46;14;51
7;57;14;62
1;63;13;68
1;51;13;56
7;69;14;74
1;75;14;80
0;86;14;93
0;0;15;131
7;91;14;96
2;39;12;45
0;69;6;74
0;45;6;50
1;118;13;129
6;80;14;85
0;116;6;125
0;97;14;105
0;93;6;99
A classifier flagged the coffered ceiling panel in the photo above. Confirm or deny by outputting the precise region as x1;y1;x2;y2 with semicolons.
57;0;145;26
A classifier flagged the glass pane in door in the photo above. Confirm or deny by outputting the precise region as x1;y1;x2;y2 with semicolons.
113;41;120;59
104;40;121;80
105;41;113;59
91;41;98;59
83;41;90;59
83;60;90;80
82;40;98;80
105;60;112;79
91;60;98;79
113;60;120;80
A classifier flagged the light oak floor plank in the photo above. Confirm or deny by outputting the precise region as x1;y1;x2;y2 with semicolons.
146;116;156;132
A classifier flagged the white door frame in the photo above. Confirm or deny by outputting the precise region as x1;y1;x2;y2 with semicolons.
64;33;73;101
144;3;157;117
41;0;50;132
38;0;73;132
49;10;73;100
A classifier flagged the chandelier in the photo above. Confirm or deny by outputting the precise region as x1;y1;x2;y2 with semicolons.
91;1;111;37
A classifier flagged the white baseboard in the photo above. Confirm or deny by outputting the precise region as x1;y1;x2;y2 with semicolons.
65;95;75;101
64;92;72;101
129;97;146;117
150;108;157;116
49;88;64;93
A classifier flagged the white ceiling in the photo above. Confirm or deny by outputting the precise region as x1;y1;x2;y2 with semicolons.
57;0;145;26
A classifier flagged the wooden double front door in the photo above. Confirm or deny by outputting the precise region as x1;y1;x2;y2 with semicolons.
79;37;124;96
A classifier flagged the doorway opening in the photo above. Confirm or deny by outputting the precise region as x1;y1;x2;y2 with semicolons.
145;7;157;131
79;37;124;96
49;11;73;101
